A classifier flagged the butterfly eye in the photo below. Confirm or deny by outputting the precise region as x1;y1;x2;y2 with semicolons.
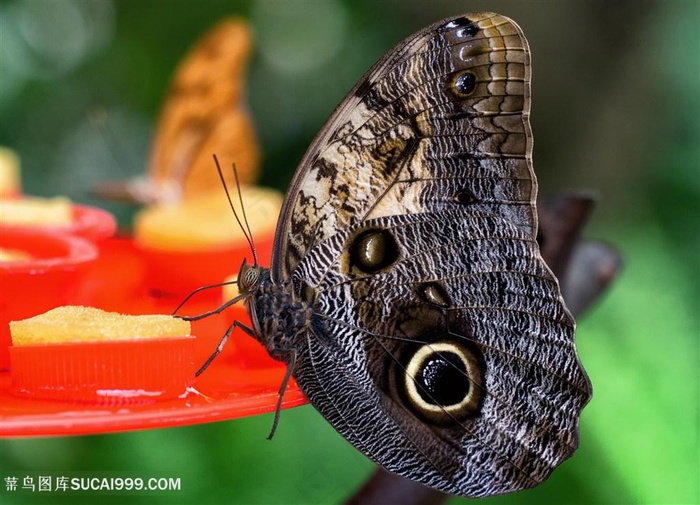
452;71;477;96
402;341;483;424
238;264;260;291
349;229;399;274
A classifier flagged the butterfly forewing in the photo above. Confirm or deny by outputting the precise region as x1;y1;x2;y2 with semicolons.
272;13;536;280
259;12;591;497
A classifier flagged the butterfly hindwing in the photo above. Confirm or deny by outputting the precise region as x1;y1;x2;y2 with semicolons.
259;12;591;497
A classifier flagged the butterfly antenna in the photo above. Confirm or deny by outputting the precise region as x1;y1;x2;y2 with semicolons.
232;162;258;267
212;154;257;265
171;279;239;317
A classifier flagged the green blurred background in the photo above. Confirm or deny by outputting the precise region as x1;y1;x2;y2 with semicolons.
0;0;698;504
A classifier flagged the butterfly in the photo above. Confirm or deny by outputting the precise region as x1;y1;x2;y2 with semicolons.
199;12;592;498
95;18;260;205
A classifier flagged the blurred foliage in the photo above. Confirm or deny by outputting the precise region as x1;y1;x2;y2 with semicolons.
0;0;698;504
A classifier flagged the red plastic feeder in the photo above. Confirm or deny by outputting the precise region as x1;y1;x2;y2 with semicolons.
0;202;117;243
136;231;275;297
10;336;196;405
0;229;98;370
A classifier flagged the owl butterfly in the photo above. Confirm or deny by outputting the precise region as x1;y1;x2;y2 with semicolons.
204;12;592;498
96;18;260;204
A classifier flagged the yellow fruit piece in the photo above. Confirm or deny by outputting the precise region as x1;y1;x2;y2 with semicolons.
134;185;282;251
10;306;191;346
0;147;21;197
0;196;73;226
0;247;32;262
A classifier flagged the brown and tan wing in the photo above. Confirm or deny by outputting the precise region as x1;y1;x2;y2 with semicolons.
96;18;259;204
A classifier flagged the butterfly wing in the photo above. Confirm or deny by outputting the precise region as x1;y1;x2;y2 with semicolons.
95;18;260;204
147;18;260;200
269;12;591;497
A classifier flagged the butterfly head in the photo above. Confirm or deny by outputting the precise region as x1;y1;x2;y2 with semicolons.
237;259;264;295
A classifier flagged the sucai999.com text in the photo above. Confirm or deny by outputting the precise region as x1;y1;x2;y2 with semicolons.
3;474;181;494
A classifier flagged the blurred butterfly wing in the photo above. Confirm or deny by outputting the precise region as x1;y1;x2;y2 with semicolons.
147;18;260;200
270;12;591;497
94;18;259;204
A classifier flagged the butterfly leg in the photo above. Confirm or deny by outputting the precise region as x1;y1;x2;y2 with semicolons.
195;319;256;376
267;348;297;440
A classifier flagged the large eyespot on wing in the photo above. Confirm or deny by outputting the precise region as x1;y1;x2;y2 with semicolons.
271;12;535;282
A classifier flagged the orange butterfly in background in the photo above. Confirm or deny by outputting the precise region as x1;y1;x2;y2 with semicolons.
97;18;260;205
